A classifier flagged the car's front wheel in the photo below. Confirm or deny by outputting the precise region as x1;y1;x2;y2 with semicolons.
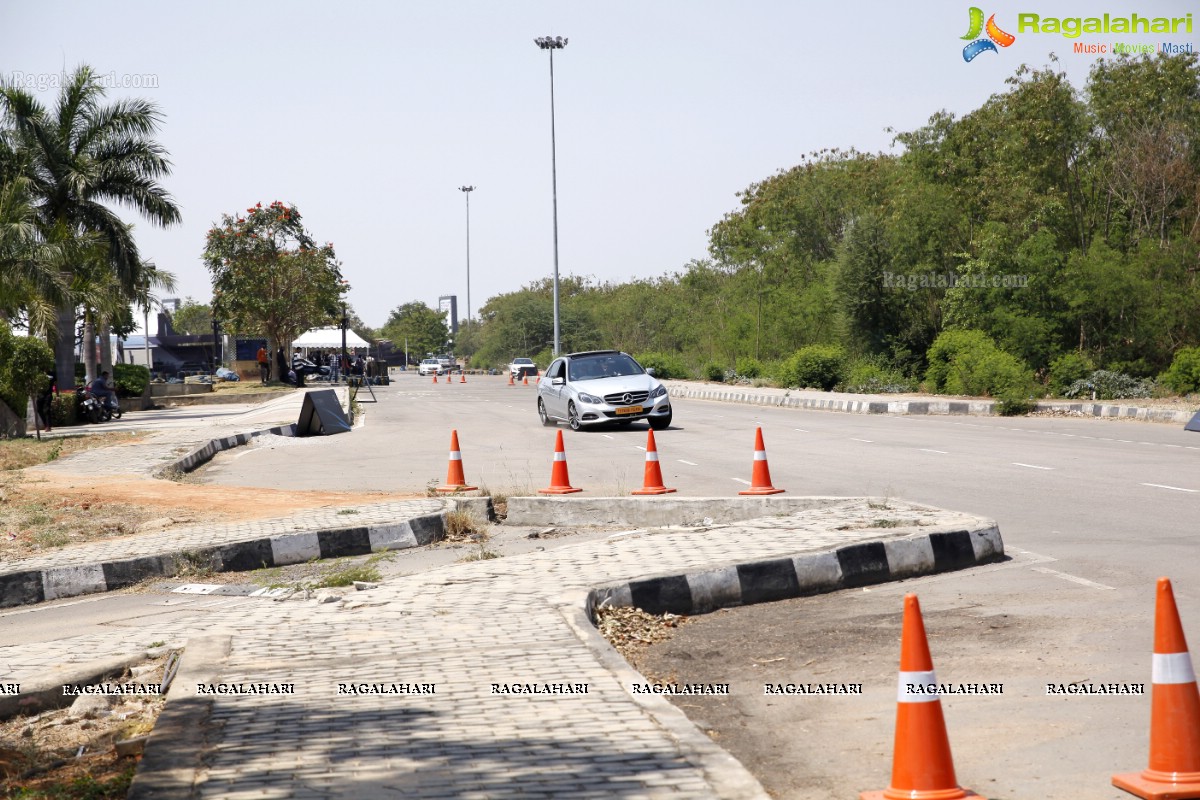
538;398;555;427
649;411;672;431
567;401;581;431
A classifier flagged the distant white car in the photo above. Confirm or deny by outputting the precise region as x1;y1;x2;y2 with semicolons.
509;357;537;379
418;358;442;376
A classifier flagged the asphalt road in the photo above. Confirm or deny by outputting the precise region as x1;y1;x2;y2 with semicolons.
15;373;1200;798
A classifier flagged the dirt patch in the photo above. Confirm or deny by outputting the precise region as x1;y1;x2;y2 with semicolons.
0;433;146;473
0;658;169;799
627;588;1085;800
1;470;420;561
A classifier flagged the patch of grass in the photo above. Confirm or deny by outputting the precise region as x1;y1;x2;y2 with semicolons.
336;509;359;515
171;550;217;579
871;519;904;528
147;641;166;649
460;546;499;562
0;433;144;472
0;477;161;558
7;760;137;799
442;510;486;543
308;562;382;587
30;529;70;548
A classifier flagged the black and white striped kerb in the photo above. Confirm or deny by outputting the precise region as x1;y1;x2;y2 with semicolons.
152;423;298;478
588;526;1003;618
0;513;446;609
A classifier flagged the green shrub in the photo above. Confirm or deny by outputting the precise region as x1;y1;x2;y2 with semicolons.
1064;370;1153;400
1160;347;1200;395
703;362;725;382
736;357;764;379
113;363;150;397
1047;353;1095;396
634;352;687;380
839;358;915;394
925;330;1034;398
51;392;79;426
996;390;1036;416
776;345;847;391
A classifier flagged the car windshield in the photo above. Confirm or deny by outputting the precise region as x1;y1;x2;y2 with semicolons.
515;358;533;365
568;354;644;381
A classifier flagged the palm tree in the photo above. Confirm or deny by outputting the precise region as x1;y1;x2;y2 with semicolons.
1;65;181;388
0;139;65;329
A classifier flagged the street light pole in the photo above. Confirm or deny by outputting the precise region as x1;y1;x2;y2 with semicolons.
535;34;567;356
458;185;475;328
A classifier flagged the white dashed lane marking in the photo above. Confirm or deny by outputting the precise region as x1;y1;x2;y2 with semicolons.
849;438;874;443
1012;462;1054;470
731;478;751;485
1141;483;1198;493
677;460;699;466
1030;567;1116;591
919;449;948;454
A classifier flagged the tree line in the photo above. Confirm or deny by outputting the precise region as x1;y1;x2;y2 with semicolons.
458;53;1200;400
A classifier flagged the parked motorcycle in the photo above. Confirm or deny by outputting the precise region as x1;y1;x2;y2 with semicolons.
80;387;123;424
289;357;331;386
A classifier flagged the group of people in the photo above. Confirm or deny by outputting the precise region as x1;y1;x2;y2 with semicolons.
255;346;378;385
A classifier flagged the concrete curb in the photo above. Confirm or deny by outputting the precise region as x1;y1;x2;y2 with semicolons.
506;496;868;527
0;654;149;720
555;595;772;800
587;524;1003;616
127;636;231;800
150;422;298;478
0;511;449;609
665;383;1196;424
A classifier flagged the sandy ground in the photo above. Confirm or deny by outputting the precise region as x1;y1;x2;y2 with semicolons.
20;471;421;521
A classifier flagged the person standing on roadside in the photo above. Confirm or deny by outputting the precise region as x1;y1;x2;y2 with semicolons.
257;345;269;384
37;370;57;433
276;347;286;382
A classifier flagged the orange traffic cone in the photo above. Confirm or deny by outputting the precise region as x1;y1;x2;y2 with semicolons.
861;594;984;800
538;430;582;494
738;427;784;495
432;373;438;384
434;430;478;493
632;430;675;495
1113;578;1200;799
460;372;467;384
508;373;515;386
523;375;530;386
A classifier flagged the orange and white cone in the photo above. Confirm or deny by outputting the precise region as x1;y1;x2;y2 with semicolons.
523;374;530;386
861;594;984;800
538;430;582;494
432;373;438;384
738;427;784;495
508;373;515;386
1113;577;1200;799
460;372;467;384
434;430;477;493
632;430;676;495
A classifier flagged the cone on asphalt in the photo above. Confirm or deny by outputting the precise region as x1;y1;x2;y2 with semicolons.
632;430;675;495
861;594;984;800
1113;577;1200;799
434;430;478;493
432;373;438;384
538;430;581;494
460;372;467;384
523;374;530;386
508;373;515;386
738;427;784;495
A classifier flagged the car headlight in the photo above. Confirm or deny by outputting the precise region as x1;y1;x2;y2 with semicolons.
649;384;666;399
578;392;602;404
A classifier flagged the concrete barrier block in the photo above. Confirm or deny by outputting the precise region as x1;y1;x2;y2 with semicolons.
42;564;107;601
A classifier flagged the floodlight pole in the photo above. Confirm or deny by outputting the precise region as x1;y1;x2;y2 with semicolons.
535;35;567;356
458;186;475;329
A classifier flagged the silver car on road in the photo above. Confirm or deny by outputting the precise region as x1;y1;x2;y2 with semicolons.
537;350;673;431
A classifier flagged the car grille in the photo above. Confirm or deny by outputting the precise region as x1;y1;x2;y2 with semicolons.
603;390;648;405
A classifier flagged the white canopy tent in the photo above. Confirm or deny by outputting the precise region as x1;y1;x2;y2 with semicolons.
292;327;370;350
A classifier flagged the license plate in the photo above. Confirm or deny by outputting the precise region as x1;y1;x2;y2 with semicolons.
615;405;642;416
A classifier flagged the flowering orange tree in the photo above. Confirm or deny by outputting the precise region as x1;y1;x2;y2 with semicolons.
203;201;345;380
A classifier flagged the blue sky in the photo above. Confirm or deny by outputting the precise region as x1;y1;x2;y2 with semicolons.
3;0;1192;332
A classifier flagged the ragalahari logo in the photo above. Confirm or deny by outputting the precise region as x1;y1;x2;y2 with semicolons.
962;7;1016;61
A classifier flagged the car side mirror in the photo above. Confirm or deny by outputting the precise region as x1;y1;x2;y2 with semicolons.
645;368;656;377
552;377;565;386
